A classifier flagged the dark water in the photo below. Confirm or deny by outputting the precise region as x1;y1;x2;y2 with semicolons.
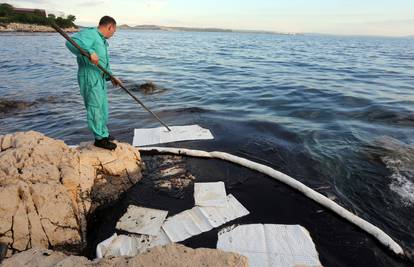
1;31;413;262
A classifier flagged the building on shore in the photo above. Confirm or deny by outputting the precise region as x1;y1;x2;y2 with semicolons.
12;7;46;17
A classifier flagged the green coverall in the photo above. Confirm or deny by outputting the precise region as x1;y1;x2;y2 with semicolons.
66;27;112;140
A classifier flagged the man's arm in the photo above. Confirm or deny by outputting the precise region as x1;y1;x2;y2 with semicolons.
65;30;97;61
105;64;122;87
111;76;123;87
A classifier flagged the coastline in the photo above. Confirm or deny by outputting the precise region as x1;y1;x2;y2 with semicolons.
0;22;79;33
0;131;411;266
0;131;249;267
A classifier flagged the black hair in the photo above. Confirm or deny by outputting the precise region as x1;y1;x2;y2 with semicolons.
99;16;116;26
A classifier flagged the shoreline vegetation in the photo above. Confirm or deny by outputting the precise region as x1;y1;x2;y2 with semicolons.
0;3;79;32
0;2;298;35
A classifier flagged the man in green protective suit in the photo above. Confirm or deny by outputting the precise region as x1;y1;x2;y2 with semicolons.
66;16;122;150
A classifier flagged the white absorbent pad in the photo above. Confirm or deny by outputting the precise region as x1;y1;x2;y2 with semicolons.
162;194;249;242
96;231;172;258
96;233;118;258
116;205;168;236
194;182;227;207
217;224;322;267
133;124;214;146
96;195;249;258
96;234;139;258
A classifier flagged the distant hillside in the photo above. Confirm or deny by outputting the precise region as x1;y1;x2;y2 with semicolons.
118;24;297;35
118;24;132;29
118;24;231;32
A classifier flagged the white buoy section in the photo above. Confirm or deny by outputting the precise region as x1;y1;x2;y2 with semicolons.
138;146;405;257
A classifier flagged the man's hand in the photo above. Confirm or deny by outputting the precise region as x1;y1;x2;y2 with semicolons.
111;77;123;87
89;52;99;65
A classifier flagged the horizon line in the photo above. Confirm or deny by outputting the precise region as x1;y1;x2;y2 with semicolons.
77;23;414;38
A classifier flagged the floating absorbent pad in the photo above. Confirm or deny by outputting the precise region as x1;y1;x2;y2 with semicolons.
194;182;227;207
116;205;168;236
133;125;214;146
162;194;249;242
217;224;322;267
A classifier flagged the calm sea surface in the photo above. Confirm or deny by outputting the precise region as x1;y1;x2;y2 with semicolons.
1;30;413;256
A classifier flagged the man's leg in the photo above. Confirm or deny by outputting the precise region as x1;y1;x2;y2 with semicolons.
82;75;115;149
100;86;116;141
86;105;109;140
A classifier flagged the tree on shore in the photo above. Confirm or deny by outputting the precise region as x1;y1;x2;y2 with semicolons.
0;3;13;16
67;14;75;23
0;2;77;28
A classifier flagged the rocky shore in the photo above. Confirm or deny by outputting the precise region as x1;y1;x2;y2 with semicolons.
0;23;79;33
0;131;247;266
2;244;248;267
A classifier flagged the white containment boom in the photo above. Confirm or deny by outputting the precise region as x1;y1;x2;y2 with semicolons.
137;146;405;258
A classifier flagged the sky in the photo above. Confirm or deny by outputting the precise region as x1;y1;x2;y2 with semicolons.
5;0;414;36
